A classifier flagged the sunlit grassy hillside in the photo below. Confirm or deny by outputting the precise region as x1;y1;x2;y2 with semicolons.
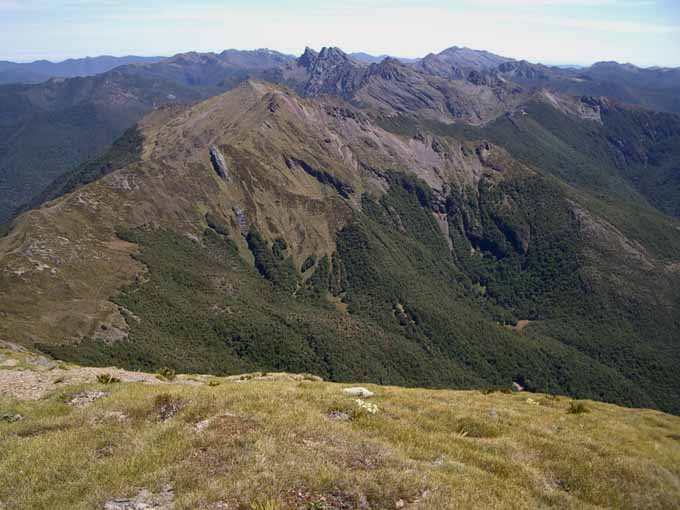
1;346;679;510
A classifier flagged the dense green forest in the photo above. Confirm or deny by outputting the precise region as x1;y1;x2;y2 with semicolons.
41;168;679;412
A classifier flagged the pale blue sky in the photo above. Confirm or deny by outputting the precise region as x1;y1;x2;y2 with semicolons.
1;0;679;66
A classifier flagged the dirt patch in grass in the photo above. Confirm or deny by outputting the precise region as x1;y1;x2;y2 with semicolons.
0;364;193;401
69;390;109;407
506;319;533;332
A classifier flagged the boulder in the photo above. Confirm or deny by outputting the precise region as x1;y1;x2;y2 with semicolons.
343;387;374;398
104;486;174;510
69;390;108;407
232;206;247;232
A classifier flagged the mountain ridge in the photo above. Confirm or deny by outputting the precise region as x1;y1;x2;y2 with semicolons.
2;44;680;225
2;79;679;414
0;55;166;84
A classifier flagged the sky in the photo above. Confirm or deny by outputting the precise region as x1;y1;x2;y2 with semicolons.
1;0;679;67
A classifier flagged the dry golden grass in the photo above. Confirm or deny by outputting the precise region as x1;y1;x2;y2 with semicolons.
1;351;679;510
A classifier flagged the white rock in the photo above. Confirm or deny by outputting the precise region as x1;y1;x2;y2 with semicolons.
69;390;108;407
343;387;374;398
193;419;211;433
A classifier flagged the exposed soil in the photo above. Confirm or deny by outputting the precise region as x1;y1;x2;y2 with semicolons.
0;366;184;401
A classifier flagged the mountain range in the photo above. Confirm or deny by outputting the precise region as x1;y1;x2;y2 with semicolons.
0;55;165;85
2;45;679;225
1;45;679;415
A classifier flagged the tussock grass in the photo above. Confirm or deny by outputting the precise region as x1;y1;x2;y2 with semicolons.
0;375;679;509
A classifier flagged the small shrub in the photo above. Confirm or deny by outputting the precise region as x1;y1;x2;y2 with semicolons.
481;387;511;395
454;417;500;438
205;212;230;237
207;380;221;387
0;413;23;423
567;401;590;415
154;393;184;421
97;373;121;384
156;367;176;381
272;238;288;260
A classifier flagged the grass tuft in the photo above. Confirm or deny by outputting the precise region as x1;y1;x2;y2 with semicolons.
156;367;176;381
567;401;591;415
97;373;121;385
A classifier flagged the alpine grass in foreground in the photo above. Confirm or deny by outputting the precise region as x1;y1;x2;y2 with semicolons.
0;347;679;510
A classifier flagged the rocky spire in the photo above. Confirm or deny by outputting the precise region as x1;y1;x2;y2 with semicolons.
297;47;319;70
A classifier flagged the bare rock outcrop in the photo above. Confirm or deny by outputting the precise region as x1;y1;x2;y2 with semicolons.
209;145;230;182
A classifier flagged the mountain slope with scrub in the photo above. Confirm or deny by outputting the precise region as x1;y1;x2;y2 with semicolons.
1;78;679;414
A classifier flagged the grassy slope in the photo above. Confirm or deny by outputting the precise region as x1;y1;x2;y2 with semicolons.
1;348;679;510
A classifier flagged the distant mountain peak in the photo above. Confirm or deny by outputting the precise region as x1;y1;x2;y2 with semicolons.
317;46;363;66
413;45;513;80
298;47;319;70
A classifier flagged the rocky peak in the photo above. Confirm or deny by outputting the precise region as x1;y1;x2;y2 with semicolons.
590;61;642;74
317;47;356;65
498;60;550;81
414;46;513;80
368;57;408;80
297;47;319;70
301;47;367;99
315;47;368;72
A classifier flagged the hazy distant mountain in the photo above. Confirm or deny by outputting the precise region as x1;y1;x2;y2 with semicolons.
350;52;419;64
117;49;295;89
407;46;680;113
0;55;165;84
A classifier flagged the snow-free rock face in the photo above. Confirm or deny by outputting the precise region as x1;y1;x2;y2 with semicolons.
209;145;230;181
414;46;514;80
300;46;367;99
